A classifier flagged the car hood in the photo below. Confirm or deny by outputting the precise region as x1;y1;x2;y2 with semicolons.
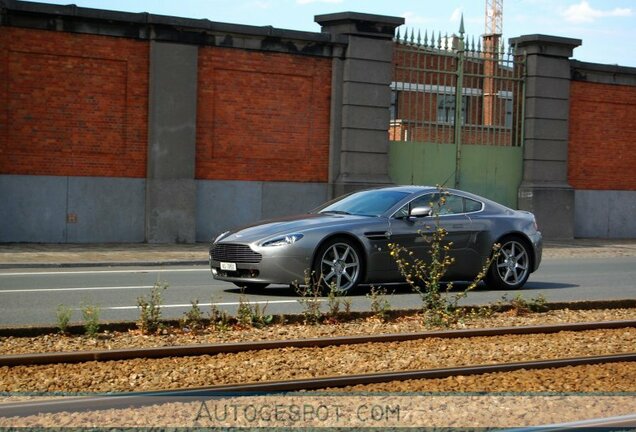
218;213;373;244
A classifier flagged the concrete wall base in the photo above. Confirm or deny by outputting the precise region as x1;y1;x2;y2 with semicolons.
145;179;196;244
2;175;329;243
1;175;145;243
518;185;574;239
196;180;328;242
575;190;636;238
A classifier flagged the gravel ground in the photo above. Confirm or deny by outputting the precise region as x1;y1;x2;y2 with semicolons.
2;376;634;429
2;310;634;428
323;362;636;393
2;328;635;393
2;306;634;428
1;356;634;428
2;307;635;355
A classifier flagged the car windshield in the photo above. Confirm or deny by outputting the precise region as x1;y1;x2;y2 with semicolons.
317;190;410;217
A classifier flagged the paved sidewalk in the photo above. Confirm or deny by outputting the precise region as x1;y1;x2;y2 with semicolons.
0;243;210;268
0;239;635;269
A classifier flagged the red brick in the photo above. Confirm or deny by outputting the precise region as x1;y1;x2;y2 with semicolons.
195;47;331;182
1;28;331;183
0;27;148;178
568;81;636;190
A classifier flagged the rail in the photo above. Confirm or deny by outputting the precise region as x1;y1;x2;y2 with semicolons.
0;352;634;418
2;320;635;367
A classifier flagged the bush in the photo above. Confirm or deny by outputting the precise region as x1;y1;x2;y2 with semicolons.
388;187;499;327
236;292;273;328
367;286;391;322
137;281;167;334
209;302;231;332
294;270;323;325
56;304;72;334
81;304;100;337
504;293;548;316
181;299;205;333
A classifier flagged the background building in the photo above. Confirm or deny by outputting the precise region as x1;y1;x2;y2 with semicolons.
1;0;635;242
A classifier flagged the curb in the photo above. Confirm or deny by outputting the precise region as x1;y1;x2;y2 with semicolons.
1;299;635;338
0;260;209;270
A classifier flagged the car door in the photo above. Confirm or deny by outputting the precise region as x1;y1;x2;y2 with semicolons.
387;192;475;279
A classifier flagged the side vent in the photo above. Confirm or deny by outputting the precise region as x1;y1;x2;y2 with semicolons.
364;231;389;241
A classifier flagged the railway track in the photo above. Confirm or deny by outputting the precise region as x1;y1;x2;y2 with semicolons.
1;320;634;426
1;353;635;421
2;319;635;366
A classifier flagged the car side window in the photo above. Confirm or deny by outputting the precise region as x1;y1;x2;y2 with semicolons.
394;193;433;218
437;194;464;215
394;204;409;219
393;193;482;218
464;197;482;213
394;194;435;218
422;193;462;215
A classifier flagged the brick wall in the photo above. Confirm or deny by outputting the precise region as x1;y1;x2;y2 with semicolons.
196;47;331;182
568;80;636;190
1;28;331;182
0;27;148;178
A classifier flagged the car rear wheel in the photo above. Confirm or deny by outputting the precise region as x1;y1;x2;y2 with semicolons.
486;236;531;290
313;237;363;294
233;282;269;291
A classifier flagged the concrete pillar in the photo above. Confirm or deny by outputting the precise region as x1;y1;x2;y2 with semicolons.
146;41;198;243
315;12;404;198
510;34;581;239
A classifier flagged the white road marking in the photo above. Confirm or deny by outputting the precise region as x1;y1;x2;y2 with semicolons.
0;268;209;277
0;286;154;293
102;300;310;311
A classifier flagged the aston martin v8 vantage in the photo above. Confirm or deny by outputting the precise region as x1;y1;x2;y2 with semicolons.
209;186;542;293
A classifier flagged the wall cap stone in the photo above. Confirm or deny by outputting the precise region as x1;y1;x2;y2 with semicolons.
1;0;343;56
571;60;636;85
315;11;403;39
510;34;581;58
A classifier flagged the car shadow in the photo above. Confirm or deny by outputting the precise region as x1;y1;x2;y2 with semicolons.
224;280;578;298
434;281;579;292
224;286;299;297
518;281;579;290
224;283;452;298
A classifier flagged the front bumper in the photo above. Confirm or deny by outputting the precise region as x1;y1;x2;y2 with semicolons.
209;242;313;286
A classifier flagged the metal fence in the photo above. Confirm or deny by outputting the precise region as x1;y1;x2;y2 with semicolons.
390;25;525;148
388;22;526;207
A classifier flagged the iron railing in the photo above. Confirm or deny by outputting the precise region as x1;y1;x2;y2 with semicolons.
390;23;526;150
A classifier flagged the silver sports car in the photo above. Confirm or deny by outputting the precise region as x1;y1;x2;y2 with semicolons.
209;186;542;293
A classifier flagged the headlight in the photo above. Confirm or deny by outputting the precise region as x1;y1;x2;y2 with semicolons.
262;234;304;247
213;231;230;244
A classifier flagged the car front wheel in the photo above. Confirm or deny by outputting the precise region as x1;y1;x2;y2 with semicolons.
313;237;363;294
486;236;531;290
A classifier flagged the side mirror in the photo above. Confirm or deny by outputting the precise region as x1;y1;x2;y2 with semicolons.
409;206;432;219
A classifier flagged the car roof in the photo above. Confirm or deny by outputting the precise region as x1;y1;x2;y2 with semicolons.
375;185;438;193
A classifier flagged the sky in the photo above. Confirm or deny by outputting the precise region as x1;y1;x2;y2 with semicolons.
38;0;636;67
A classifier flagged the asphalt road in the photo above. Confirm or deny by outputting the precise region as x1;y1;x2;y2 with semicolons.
0;256;635;327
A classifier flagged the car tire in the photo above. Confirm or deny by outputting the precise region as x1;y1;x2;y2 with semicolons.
486;236;531;290
313;237;364;295
233;282;269;291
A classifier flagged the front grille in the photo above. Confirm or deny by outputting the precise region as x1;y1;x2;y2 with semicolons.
212;243;262;263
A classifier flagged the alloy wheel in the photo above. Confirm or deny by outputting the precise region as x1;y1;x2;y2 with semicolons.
319;242;360;292
495;240;529;286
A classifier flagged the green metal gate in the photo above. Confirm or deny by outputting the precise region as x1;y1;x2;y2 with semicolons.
389;21;525;208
